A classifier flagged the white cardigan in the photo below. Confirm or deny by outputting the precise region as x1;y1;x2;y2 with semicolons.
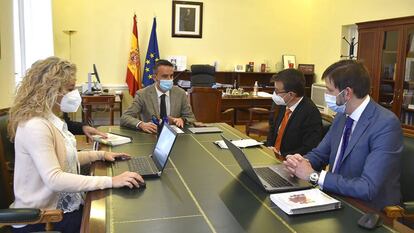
11;117;112;210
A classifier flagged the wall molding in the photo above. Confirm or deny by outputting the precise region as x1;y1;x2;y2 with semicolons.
75;83;129;90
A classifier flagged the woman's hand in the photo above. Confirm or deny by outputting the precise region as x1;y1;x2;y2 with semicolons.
112;171;145;189
82;125;107;140
103;152;131;162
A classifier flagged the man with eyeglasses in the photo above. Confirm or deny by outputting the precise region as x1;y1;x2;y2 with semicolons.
266;68;323;159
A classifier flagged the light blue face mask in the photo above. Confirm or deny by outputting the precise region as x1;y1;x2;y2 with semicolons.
159;80;173;92
324;89;347;113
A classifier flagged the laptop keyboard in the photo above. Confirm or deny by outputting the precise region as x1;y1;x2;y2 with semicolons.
254;167;292;187
127;157;155;174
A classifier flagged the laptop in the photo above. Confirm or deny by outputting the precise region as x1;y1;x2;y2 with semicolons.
221;135;312;193
112;124;178;178
188;127;223;134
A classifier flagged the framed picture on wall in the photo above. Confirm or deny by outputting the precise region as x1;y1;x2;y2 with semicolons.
282;55;296;69
234;64;245;72
298;64;315;74
172;1;203;38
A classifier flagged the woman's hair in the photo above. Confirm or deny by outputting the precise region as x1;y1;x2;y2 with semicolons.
8;56;76;140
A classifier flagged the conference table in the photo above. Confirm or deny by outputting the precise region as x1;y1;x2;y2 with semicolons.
81;123;396;233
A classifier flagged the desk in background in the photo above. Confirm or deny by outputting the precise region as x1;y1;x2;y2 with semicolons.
81;93;123;125
81;124;395;233
221;95;273;124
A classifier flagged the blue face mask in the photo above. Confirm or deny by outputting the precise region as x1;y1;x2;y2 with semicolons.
159;80;173;92
324;89;347;113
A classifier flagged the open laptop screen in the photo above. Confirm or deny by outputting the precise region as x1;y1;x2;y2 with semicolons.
153;124;177;171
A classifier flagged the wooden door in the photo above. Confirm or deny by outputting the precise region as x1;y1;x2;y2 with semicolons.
399;24;414;128
357;29;380;99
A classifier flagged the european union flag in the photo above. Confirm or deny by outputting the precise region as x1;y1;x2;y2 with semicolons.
142;17;160;87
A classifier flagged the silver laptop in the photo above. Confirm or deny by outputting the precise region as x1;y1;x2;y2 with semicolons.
222;135;311;193
188;127;223;134
112;124;177;178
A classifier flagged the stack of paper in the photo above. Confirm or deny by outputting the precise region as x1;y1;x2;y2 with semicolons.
270;188;341;215
188;127;222;134
170;125;185;134
214;139;263;149
93;133;131;146
177;80;191;88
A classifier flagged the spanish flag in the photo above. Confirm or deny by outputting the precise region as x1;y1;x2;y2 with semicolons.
125;14;141;97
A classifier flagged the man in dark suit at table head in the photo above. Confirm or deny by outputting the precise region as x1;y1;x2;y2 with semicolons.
284;60;403;210
121;59;195;133
266;68;322;158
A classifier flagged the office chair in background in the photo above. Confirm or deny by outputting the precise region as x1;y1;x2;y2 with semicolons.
190;65;215;87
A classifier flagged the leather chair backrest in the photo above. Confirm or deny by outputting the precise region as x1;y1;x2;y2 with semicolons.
0;113;14;166
190;65;215;87
401;134;414;203
188;87;222;123
0;112;13;209
321;119;331;138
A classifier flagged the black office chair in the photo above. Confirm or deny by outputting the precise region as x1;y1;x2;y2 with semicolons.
190;65;215;87
320;113;334;138
0;110;63;232
384;133;414;230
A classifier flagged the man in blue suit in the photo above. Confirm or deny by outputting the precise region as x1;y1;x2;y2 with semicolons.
284;60;403;210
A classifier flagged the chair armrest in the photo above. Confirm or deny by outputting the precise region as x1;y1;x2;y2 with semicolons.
384;205;404;219
404;202;414;214
248;107;270;115
385;204;414;220
0;209;40;223
0;208;62;225
222;108;234;115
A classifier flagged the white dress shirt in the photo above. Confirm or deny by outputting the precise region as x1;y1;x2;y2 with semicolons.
155;87;171;116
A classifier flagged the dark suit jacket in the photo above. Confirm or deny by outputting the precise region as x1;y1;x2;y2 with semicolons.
63;113;85;135
120;84;196;129
305;99;402;210
266;97;322;156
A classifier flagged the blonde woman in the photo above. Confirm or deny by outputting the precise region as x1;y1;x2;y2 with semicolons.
8;57;144;233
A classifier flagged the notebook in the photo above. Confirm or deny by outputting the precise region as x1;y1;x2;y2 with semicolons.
112;124;177;178
93;133;131;146
188;127;223;134
222;135;311;193
214;139;263;149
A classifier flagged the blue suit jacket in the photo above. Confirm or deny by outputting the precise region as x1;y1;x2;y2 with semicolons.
305;99;402;210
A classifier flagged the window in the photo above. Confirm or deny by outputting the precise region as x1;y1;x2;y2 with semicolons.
13;0;54;85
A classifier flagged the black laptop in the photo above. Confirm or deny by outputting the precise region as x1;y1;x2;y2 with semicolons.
112;124;177;178
222;135;312;193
